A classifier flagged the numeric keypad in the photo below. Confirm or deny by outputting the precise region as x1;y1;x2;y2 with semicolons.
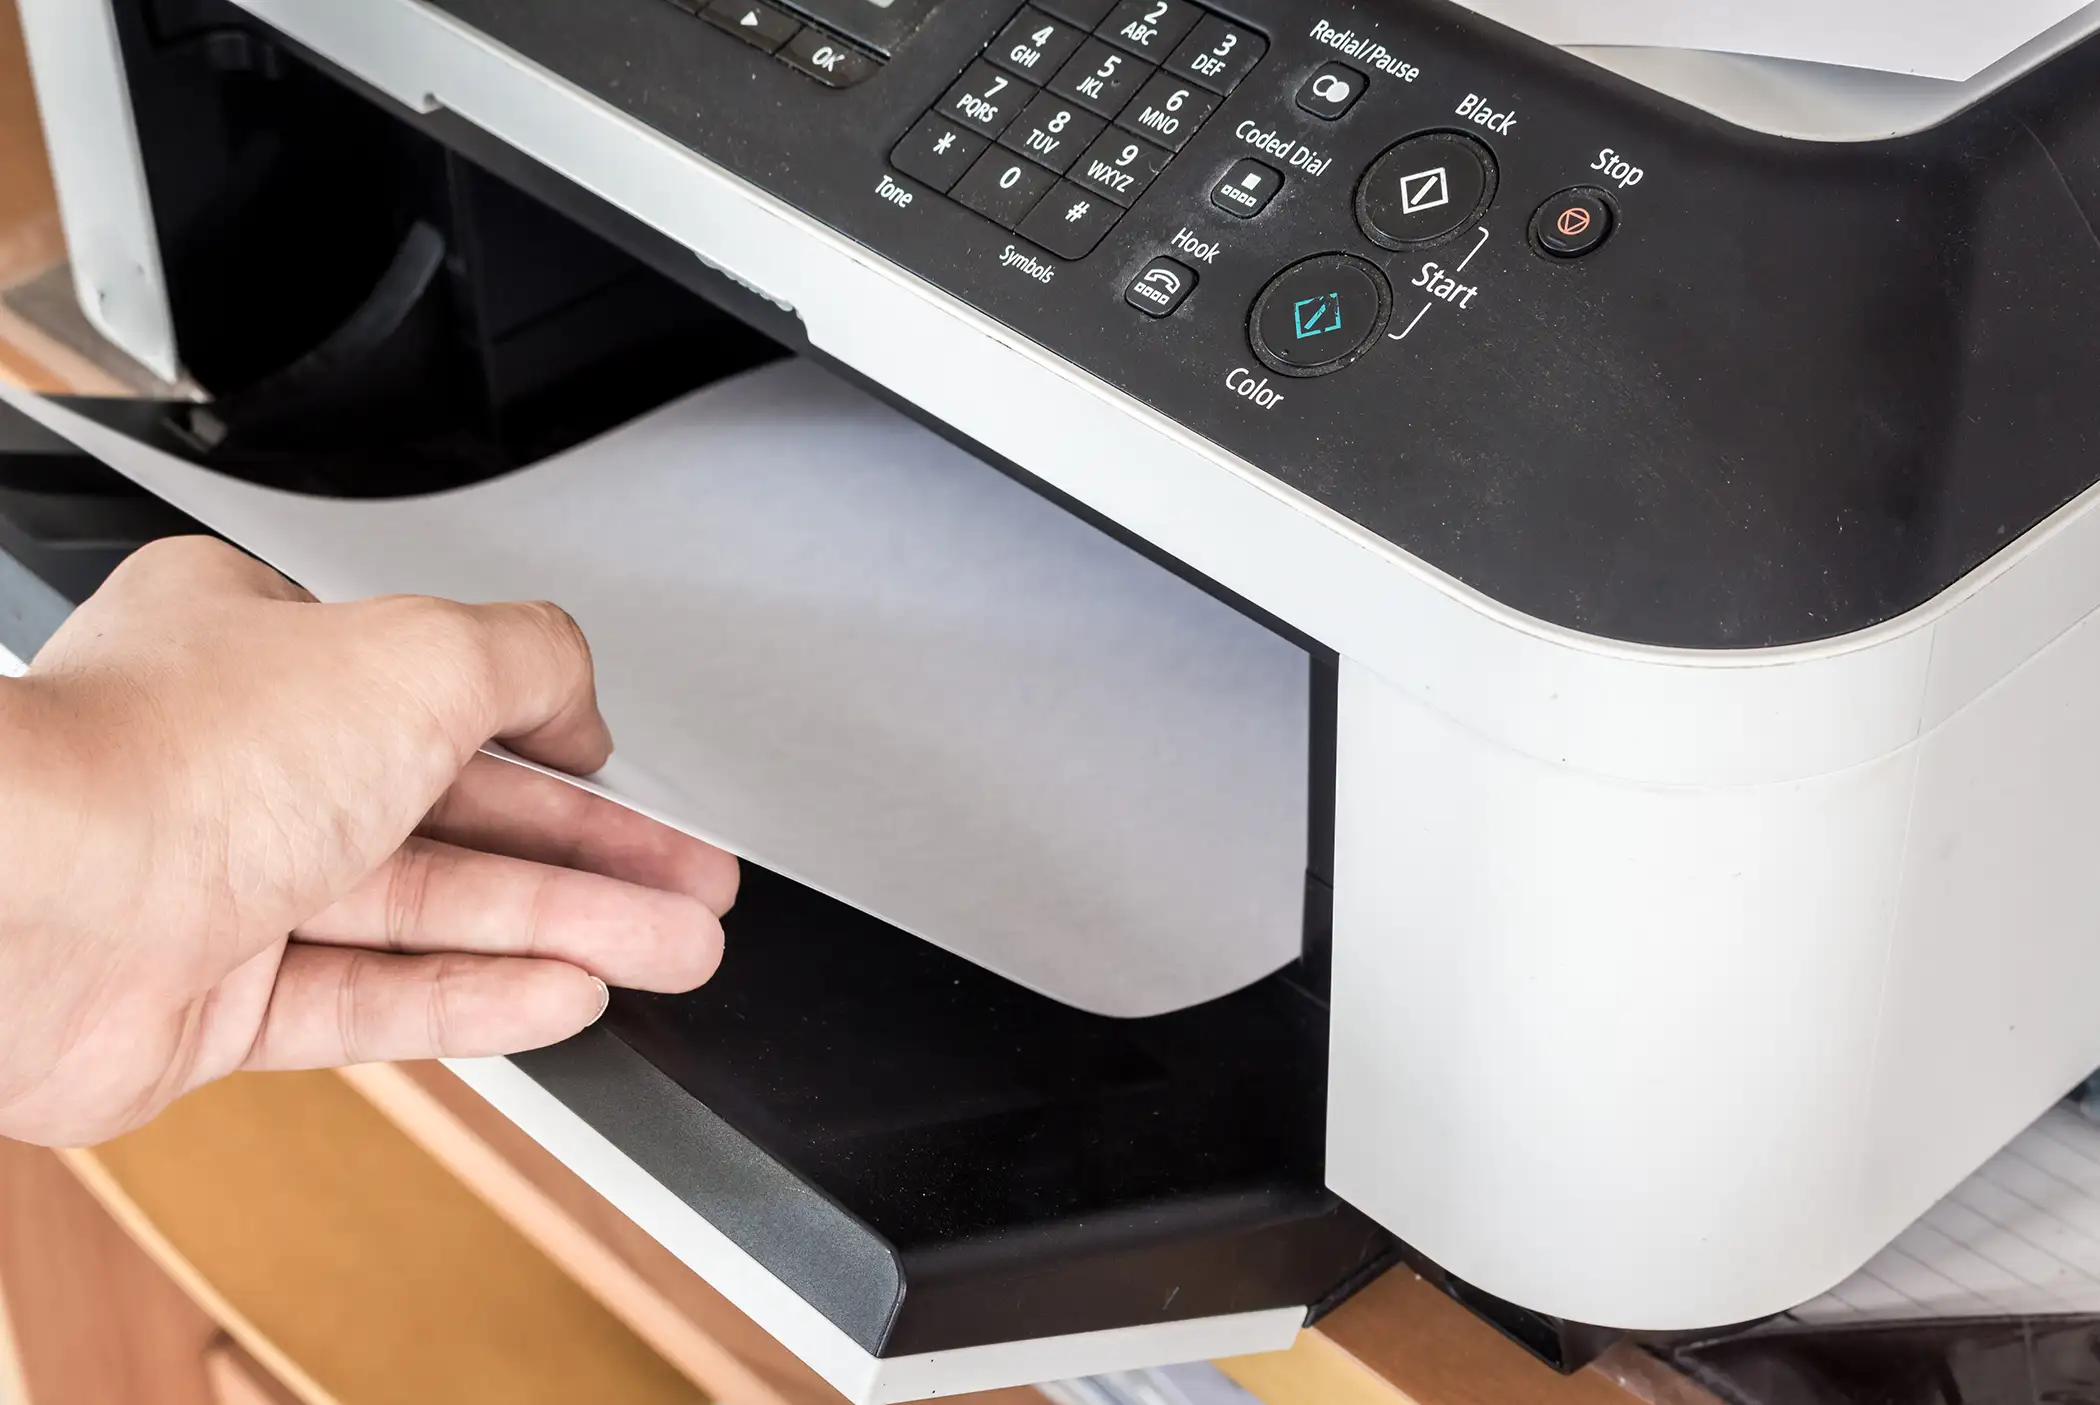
889;0;1265;257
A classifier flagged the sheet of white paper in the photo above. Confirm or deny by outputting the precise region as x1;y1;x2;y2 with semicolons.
0;643;23;677
1792;1102;2100;1322
0;362;1310;1017
1447;0;2091;79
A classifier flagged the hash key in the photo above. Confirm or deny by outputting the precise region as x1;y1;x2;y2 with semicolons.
1015;180;1123;259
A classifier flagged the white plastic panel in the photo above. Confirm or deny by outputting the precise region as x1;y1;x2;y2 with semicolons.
15;0;178;381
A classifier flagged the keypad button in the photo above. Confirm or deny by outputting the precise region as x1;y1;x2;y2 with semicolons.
1049;37;1153;118
1015;180;1122;258
1126;255;1195;316
1095;0;1203;60
1211;157;1281;217
1165;15;1265;93
1067;127;1170;206
891;115;989;191
1114;72;1216;151
782;28;879;85
951;147;1061;228
1295;61;1365;119
986;8;1088;83
937;59;1040;137
998;92;1107;175
702;0;801;52
1032;0;1117;29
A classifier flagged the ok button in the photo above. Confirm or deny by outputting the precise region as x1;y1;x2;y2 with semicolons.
1249;253;1391;376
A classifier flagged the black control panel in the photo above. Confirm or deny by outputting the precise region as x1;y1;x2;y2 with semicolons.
419;0;2100;651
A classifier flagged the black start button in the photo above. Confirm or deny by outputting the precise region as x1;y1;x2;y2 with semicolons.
1356;131;1497;249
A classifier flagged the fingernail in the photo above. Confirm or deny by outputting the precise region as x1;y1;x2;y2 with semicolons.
590;978;611;1023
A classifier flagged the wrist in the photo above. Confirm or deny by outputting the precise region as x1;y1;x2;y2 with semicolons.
0;676;102;939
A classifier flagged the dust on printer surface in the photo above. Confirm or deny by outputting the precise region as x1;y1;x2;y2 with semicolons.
22;0;2100;1395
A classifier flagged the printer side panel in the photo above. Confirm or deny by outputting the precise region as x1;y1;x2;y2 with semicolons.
1327;655;1914;1327
1858;600;2100;1254
1327;591;2100;1329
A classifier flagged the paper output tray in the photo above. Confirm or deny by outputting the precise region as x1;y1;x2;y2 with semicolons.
506;861;1394;1361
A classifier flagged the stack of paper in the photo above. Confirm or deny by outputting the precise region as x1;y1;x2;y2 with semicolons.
1795;1102;2100;1322
0;363;1312;1018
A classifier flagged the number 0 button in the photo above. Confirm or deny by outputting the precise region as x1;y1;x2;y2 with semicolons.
951;148;1060;228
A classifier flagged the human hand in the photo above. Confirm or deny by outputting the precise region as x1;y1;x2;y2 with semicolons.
0;536;735;1147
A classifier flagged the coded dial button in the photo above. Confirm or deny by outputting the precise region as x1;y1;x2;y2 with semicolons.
1015;181;1123;258
999;92;1107;174
891;115;988;191
951;147;1060;228
1210;157;1280;217
1115;72;1216;151
1165;15;1265;93
1067;127;1171;206
1049;39;1153;118
938;60;1039;137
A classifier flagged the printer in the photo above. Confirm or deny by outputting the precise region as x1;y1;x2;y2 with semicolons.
15;0;2100;1396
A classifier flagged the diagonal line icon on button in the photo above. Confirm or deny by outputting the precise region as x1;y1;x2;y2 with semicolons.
1398;166;1451;215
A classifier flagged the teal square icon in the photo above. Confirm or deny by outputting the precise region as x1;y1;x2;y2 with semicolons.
1292;294;1342;339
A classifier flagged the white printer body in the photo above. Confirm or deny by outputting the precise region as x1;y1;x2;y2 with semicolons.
19;0;2100;1395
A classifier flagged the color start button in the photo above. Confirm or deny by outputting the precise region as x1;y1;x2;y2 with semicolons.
1532;186;1614;257
1249;253;1391;376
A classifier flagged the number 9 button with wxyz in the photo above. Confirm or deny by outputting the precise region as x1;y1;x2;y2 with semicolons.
888;0;1264;259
